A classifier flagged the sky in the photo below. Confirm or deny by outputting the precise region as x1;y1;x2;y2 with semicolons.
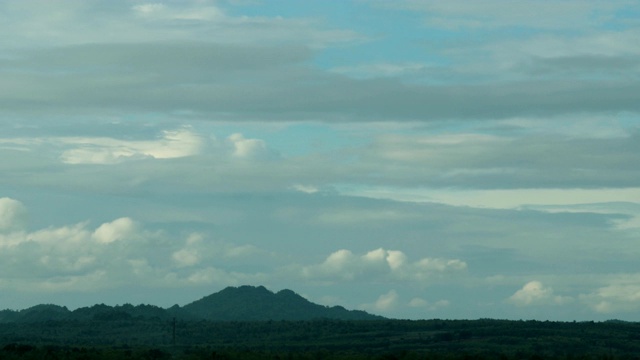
0;0;639;321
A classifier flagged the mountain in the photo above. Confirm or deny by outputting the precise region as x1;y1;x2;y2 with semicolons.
0;285;383;323
0;304;70;323
0;303;171;323
180;285;382;321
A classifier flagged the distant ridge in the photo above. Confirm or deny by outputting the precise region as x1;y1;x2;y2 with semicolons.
0;285;383;323
181;285;382;321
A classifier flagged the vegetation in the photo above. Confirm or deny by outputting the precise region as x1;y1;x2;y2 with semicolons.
1;286;639;358
1;319;640;359
0;286;381;323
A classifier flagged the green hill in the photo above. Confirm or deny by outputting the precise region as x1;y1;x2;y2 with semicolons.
0;285;382;323
180;285;382;321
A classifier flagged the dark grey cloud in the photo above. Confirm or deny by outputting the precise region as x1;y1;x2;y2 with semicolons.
2;42;640;122
350;132;640;189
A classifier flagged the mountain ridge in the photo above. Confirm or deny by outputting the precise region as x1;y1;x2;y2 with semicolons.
0;285;383;323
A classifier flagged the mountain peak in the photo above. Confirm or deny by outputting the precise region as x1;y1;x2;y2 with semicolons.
181;285;382;321
0;285;384;323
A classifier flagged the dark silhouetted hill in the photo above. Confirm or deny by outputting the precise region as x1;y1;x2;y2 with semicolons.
0;285;382;323
180;285;382;321
0;304;69;323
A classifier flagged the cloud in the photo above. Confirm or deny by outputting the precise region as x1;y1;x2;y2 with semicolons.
92;217;140;244
0;1;638;124
302;247;466;283
508;281;572;306
2;123;639;208
387;0;630;31
360;290;399;313
291;184;320;194
409;298;450;311
3;42;640;122
350;131;640;189
0;197;27;232
0;126;208;165
59;128;206;164
0;0;361;48
0;199;271;293
330;62;431;79
227;133;278;160
132;2;224;21
580;275;640;313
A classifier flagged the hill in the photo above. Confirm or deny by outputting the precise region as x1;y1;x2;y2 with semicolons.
0;285;381;323
180;285;382;321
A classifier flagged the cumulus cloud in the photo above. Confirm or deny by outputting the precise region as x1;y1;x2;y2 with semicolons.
0;215;156;284
508;281;572;306
92;217;140;244
0;197;27;232
580;275;640;313
172;248;200;268
360;290;399;313
302;247;466;283
0;199;269;293
227;133;278;160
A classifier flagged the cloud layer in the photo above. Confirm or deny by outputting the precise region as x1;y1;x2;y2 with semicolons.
1;0;639;320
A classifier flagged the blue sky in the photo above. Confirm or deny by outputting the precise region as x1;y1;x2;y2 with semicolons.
1;0;639;320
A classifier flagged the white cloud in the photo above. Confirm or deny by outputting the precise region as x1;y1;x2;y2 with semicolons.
508;281;572;306
132;2;224;21
92;217;139;244
306;249;356;280
0;200;273;293
1;128;281;172
344;186;640;211
361;290;399;313
59;128;205;164
171;233;202;267
291;184;320;194
580;275;640;313
172;248;200;267
0;197;27;232
227;133;276;160
302;247;466;283
385;250;407;270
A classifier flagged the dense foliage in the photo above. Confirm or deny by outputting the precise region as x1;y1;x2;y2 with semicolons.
2;287;640;358
0;286;380;323
1;318;640;359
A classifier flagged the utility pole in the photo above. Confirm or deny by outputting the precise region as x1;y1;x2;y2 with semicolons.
172;317;176;345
